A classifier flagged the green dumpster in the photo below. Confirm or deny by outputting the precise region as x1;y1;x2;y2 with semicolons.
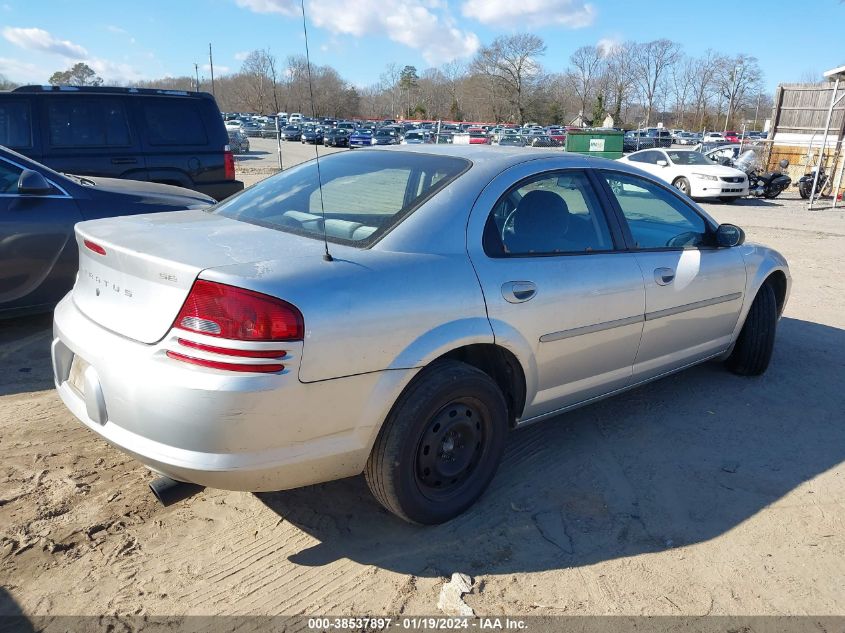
565;129;623;159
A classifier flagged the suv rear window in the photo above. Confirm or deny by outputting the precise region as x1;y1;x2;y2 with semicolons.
47;98;130;147
213;151;470;246
0;100;33;148
142;99;208;146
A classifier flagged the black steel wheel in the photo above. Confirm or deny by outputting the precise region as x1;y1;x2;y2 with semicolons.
365;360;508;524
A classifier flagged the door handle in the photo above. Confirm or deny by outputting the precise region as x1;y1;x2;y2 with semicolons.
502;281;537;303
654;267;675;286
111;157;137;165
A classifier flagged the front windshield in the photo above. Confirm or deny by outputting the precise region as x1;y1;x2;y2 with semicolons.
666;151;711;166
213;151;470;246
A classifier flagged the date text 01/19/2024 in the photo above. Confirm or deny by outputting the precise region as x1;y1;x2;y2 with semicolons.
307;617;528;630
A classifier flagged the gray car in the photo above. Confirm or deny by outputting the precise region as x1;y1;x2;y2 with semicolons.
0;145;215;317
51;146;790;524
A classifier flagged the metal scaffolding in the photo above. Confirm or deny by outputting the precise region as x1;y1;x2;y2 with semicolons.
809;65;845;209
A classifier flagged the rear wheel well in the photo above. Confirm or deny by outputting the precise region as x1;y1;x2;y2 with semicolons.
765;270;788;317
437;344;526;426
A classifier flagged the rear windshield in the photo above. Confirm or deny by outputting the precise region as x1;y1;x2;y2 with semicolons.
212;151;470;246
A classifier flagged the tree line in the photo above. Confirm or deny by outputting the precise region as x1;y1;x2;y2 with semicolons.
11;34;773;130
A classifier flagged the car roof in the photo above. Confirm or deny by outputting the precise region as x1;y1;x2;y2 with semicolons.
373;144;599;170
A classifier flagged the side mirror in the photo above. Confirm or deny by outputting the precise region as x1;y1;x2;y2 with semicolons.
719;157;733;166
656;159;668;167
17;170;53;196
779;159;789;169
716;223;745;248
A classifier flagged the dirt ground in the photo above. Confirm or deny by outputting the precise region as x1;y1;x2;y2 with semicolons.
1;157;844;619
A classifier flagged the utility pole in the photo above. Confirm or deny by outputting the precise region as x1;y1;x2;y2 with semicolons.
725;63;742;132
208;43;215;97
194;63;200;92
753;93;761;130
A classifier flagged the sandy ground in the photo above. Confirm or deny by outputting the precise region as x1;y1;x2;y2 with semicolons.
1;147;844;619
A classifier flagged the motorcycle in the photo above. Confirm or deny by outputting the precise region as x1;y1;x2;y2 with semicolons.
732;151;792;199
797;166;828;199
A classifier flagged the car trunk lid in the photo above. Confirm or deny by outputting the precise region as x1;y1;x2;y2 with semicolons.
72;209;327;344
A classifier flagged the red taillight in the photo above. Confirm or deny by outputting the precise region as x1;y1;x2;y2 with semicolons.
84;239;106;255
224;148;235;180
173;280;303;342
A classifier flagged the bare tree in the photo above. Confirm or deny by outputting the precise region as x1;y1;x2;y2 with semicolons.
472;33;546;124
689;50;721;130
718;54;764;130
567;45;604;121
604;42;635;124
669;55;696;128
240;49;277;113
0;73;17;90
631;39;681;126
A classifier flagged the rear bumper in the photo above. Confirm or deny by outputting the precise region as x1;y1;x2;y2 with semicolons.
51;294;415;491
196;180;244;201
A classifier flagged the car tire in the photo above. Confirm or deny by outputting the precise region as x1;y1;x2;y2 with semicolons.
673;177;691;196
364;360;508;524
725;282;777;376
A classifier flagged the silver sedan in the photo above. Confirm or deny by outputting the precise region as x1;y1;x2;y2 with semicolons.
52;146;790;524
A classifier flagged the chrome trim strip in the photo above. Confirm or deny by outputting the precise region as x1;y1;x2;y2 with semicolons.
540;314;644;343
645;292;742;322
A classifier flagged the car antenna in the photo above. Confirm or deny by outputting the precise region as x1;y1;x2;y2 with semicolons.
300;0;333;262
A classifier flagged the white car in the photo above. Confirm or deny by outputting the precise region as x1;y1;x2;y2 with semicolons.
288;112;303;123
619;148;748;201
703;132;725;142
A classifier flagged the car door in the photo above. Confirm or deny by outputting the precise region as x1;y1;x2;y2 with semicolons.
467;166;646;420
627;150;663;178
598;170;746;380
0;157;83;313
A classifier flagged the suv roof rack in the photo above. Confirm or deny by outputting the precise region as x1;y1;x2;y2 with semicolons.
12;85;214;98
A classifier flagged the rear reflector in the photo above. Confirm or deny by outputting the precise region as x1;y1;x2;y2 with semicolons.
84;239;106;255
166;350;283;373
177;338;285;359
173;280;304;341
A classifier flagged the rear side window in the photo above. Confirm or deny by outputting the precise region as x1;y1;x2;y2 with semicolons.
142;99;208;146
47;98;131;147
0;100;33;148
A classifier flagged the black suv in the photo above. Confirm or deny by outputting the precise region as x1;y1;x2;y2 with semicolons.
0;85;243;200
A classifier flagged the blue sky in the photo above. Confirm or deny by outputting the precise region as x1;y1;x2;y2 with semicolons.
1;0;843;91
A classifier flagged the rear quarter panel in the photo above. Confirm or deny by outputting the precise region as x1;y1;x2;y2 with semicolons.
200;249;493;382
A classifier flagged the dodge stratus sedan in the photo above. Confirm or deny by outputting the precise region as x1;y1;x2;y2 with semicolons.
52;146;790;524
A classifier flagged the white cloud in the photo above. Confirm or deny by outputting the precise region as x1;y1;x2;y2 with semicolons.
236;0;480;64
234;50;250;61
461;0;595;28
2;26;88;58
597;37;621;56
0;56;50;83
202;63;231;74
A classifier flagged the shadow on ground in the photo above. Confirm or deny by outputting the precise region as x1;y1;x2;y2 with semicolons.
0;313;54;397
258;317;845;576
0;587;34;631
